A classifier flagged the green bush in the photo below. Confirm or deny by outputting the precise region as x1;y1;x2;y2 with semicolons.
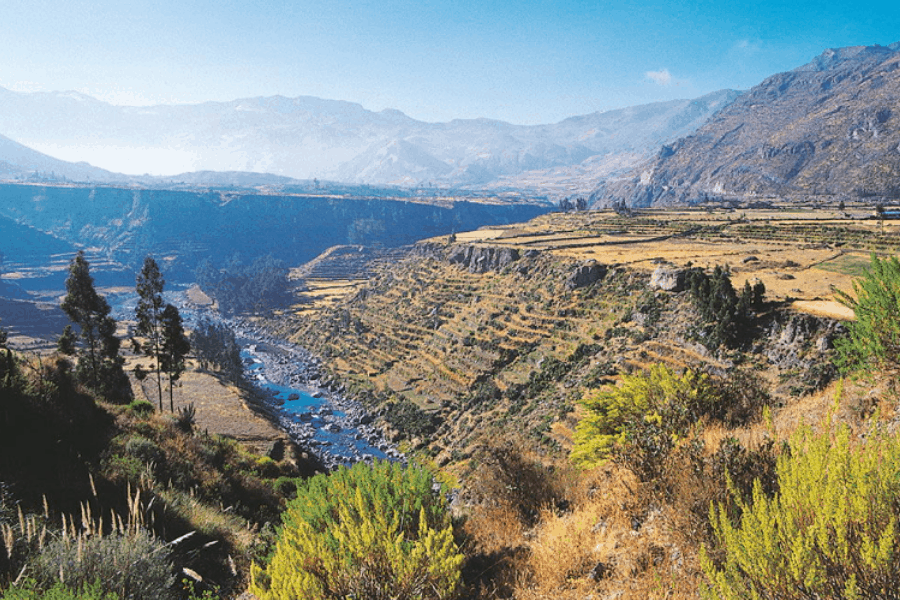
272;477;298;498
123;436;163;465
99;454;144;485
127;399;155;416
572;364;719;480
1;580;117;600
835;253;900;375
250;460;463;600
701;422;900;599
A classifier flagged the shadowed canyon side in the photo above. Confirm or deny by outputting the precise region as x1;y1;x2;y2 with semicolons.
592;42;900;207
0;183;550;287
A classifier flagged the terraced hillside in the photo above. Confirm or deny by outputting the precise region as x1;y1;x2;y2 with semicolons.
265;206;867;467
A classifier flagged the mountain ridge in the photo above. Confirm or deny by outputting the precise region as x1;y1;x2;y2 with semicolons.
0;87;739;189
591;41;900;207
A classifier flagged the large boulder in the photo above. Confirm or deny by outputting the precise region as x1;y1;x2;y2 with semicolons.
566;261;607;289
447;245;521;273
650;265;687;292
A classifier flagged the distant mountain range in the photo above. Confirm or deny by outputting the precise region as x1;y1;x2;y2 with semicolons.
0;133;119;182
592;42;900;207
0;86;739;190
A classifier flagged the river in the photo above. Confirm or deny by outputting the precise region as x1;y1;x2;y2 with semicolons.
110;287;402;470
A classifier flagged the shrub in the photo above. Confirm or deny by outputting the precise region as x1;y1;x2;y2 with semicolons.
572;364;719;480
382;399;437;437
701;422;900;599
123;436;163;465
467;437;570;528
272;477;298;498
175;403;196;433
835;253;900;375
1;580;118;600
254;456;280;479
709;369;773;427
127;399;155;416
250;460;463;600
28;530;176;600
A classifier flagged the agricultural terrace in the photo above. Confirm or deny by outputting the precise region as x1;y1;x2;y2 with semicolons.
447;204;897;321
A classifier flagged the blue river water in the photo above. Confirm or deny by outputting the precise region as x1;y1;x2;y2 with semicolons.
240;348;389;464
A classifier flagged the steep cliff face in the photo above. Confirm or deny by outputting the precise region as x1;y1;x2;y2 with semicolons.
0;183;549;286
592;43;900;207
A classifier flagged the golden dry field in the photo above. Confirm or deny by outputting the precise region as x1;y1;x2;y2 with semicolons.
439;206;899;321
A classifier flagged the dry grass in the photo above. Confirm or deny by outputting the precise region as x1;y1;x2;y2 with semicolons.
122;352;287;454
417;207;895;315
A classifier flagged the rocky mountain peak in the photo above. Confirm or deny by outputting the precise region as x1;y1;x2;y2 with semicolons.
592;42;900;207
793;43;898;72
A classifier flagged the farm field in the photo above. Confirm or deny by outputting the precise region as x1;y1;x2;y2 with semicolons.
439;205;896;320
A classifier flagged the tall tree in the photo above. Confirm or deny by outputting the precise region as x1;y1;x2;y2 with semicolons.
160;303;190;413
60;251;120;392
134;255;166;410
57;253;129;401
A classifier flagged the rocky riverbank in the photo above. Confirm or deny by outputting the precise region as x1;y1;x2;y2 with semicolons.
226;317;403;470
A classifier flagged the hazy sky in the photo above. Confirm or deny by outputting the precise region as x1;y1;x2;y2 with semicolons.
1;0;897;125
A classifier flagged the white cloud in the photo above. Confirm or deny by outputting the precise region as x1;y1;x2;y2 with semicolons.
733;39;762;54
645;69;672;86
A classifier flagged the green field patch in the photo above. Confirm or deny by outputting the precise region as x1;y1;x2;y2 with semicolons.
815;254;873;277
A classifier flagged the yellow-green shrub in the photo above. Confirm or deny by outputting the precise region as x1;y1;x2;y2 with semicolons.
572;364;717;478
701;422;900;599
250;460;463;600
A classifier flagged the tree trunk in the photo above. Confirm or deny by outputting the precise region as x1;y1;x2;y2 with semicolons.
156;360;164;411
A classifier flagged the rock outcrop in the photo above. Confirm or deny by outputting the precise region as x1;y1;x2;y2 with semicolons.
650;265;687;292
566;261;607;289
415;242;524;274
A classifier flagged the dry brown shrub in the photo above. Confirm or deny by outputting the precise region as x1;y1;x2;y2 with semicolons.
457;433;580;599
512;465;639;599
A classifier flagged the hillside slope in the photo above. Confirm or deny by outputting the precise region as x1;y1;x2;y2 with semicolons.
267;226;843;465
592;42;900;207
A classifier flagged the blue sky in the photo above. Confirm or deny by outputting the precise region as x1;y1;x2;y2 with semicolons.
1;0;897;124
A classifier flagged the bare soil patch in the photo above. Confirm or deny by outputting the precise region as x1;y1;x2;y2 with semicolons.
127;357;286;454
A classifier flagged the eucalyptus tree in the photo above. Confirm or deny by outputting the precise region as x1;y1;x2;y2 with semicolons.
160;303;190;412
134;255;167;410
60;251;125;396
